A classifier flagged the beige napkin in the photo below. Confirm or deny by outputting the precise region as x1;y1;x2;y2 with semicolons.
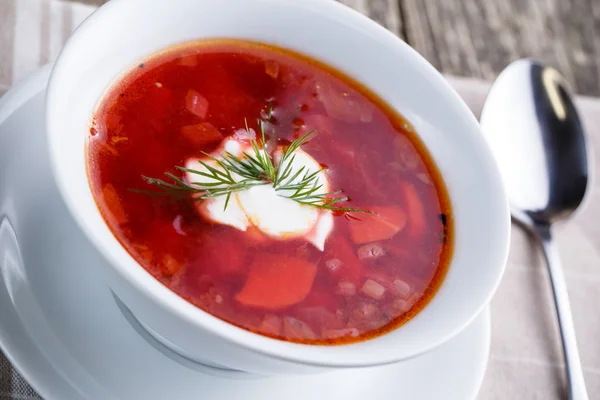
1;0;599;399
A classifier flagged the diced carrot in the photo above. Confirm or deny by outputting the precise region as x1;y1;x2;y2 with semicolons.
181;123;222;147
265;60;279;78
401;182;427;238
348;206;407;244
184;89;209;119
102;183;128;225
235;254;316;310
324;239;362;284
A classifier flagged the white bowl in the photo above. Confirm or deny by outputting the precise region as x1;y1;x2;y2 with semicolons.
46;0;510;375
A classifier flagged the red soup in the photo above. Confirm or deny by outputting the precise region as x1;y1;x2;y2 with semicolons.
87;40;453;345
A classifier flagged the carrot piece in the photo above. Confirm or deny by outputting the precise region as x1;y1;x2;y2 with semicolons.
401;182;427;238
181;123;222;147
348;206;407;244
184;89;209;119
102;183;128;225
235;254;317;310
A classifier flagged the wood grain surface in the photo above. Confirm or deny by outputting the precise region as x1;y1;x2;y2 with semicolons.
338;0;600;96
78;0;600;96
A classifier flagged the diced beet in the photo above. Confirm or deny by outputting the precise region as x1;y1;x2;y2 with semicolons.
181;123;223;147
185;89;209;119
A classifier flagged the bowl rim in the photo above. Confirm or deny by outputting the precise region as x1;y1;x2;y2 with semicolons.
46;0;511;368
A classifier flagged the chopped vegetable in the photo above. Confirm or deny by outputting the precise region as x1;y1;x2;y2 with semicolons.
180;122;222;147
259;315;282;336
361;279;386;299
283;317;316;340
401;182;427;238
336;281;356;296
235;254;317;310
348;206;407;244
392;279;411;299
184;89;209;119
382;298;411;318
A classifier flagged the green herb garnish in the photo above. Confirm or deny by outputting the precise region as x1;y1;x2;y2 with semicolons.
133;119;370;214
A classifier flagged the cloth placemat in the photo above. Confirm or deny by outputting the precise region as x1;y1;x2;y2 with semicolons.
0;0;599;399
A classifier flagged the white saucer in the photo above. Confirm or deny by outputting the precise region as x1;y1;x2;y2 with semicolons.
0;65;490;400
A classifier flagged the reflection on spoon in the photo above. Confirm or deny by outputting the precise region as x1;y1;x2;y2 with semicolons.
481;59;590;400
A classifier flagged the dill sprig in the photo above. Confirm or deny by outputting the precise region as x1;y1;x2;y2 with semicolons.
133;118;370;214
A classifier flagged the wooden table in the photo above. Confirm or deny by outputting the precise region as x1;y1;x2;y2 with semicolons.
80;0;600;95
339;0;600;96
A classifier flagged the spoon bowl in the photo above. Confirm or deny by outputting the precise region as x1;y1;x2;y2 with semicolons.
481;59;590;227
481;59;591;400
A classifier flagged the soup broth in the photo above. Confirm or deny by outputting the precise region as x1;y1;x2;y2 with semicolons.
87;40;452;345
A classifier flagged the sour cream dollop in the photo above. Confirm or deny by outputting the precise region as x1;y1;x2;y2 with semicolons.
184;137;333;250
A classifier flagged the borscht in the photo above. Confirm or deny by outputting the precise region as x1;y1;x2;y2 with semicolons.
87;39;453;345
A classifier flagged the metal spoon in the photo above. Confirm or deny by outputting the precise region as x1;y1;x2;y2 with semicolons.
480;59;590;400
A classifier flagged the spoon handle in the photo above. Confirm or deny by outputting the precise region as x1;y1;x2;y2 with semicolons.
535;223;588;400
